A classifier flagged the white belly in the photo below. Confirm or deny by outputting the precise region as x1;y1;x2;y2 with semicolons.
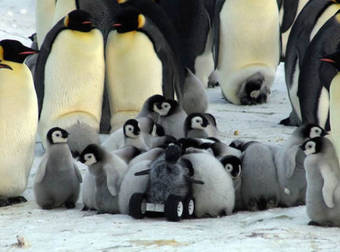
194;29;215;88
0;63;38;196
53;0;77;24
289;58;302;120
218;0;280;104
280;0;309;57
330;74;340;160
36;0;56;48
39;29;105;145
310;4;340;41
106;31;163;130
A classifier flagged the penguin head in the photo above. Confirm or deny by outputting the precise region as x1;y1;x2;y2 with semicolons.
147;94;166;113
64;10;94;32
150;123;165;137
47;127;69;145
320;50;340;71
79;144;104;166
0;39;38;64
220;155;242;179
153;99;177;116
165;143;182;163
186;113;209;131
113;7;145;33
301;124;326;139
301;137;323;156
123;119;141;138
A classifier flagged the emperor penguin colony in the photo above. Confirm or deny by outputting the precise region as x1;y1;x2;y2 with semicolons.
4;0;340;246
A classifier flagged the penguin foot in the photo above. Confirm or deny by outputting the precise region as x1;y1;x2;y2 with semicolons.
279;111;301;126
309;221;334;227
81;205;90;211
266;197;278;209
207;80;219;88
247;199;259;211
0;196;27;207
65;202;76;209
41;204;55;210
96;210;108;215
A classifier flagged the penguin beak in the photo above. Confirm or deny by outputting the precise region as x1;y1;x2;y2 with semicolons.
82;21;92;24
19;50;38;55
113;23;122;27
0;63;13;70
320;58;335;63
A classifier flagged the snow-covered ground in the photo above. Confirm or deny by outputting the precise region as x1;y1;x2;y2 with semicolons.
1;1;339;251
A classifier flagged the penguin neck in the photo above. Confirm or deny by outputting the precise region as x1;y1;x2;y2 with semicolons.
330;73;340;162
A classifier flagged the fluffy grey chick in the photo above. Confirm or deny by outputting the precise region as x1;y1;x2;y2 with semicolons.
66;121;100;158
155;99;187;139
302;137;340;227
34;127;82;209
220;155;243;211
240;141;281;211
123;119;149;152
182;68;208;115
184;113;218;138
181;152;235;217
275;124;327;207
79;144;128;214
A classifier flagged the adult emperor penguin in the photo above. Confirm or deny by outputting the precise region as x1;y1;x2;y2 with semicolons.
0;40;38;206
35;10;105;148
158;0;215;87
282;0;340;126
321;49;340;159
106;7;183;130
218;0;280;105
297;10;340;131
302;137;340;227
279;0;309;58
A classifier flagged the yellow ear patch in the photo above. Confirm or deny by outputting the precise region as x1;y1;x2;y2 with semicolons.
64;15;70;27
0;46;3;60
336;13;340;24
138;14;145;29
117;0;127;3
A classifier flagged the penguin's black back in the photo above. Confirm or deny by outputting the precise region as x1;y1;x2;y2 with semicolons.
285;0;334;89
298;11;340;131
158;0;211;72
281;0;299;33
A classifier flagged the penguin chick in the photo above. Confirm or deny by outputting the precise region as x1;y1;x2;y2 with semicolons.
79;144;128;214
182;68;208;115
220;155;243;211
184;113;217;138
123;119;149;152
181;152;235;217
302;137;340;227
34;127;82;209
102;116;154;151
112;146;141;164
275;124;327;207
136;94;165;122
65;121;100;158
200;141;242;159
241;142;281;211
155;99;187;139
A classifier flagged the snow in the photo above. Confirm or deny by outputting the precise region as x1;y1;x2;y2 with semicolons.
1;0;340;251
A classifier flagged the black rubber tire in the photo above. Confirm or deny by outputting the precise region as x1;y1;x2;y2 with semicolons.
165;195;183;222
129;193;146;219
183;197;195;218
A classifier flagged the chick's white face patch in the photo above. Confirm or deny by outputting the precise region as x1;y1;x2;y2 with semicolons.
191;116;205;129
84;153;97;166
52;130;67;144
